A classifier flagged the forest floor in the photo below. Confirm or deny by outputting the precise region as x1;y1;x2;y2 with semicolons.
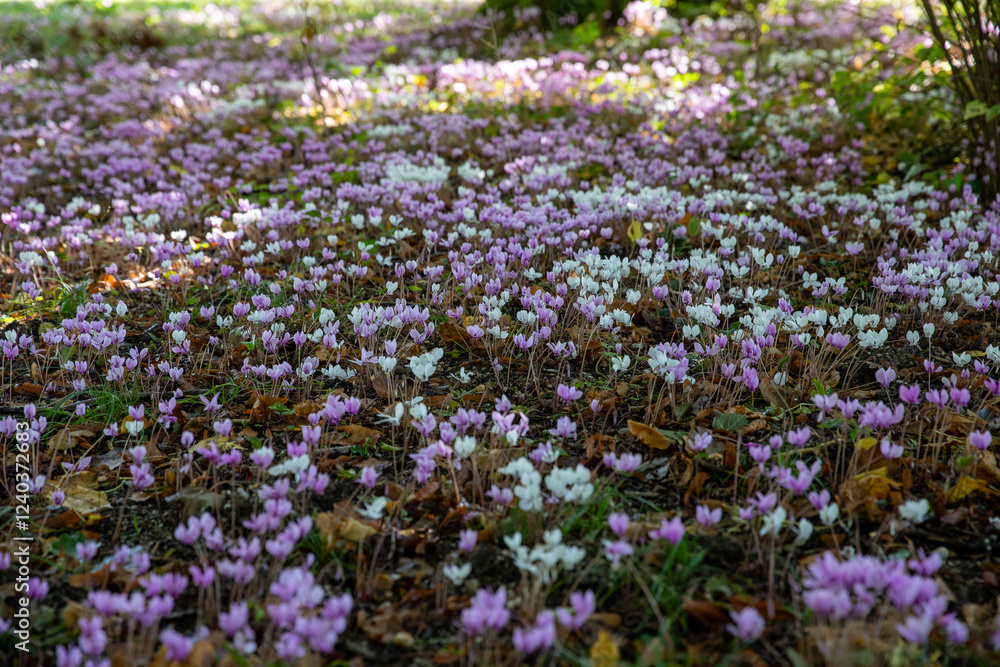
2;0;1000;665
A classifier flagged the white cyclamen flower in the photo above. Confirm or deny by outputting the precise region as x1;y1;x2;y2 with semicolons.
898;499;930;524
358;496;390;520
443;563;471;585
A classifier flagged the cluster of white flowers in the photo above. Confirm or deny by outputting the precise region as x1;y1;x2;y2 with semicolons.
504;530;586;584
383;158;450;184
498;458;543;511
544;465;594;503
409;348;444;381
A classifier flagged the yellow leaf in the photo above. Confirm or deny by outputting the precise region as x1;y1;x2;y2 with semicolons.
856;437;878;451
590;630;620;667
946;477;990;504
316;511;378;546
47;425;98;452
855;467;897;500
51;472;110;515
628;420;671;450
627;219;642;244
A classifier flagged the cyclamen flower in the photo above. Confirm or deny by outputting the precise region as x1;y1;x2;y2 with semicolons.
696;505;722;527
898;384;921;404
444;563;472;586
461;587;510;635
159;628;193;662
899;499;930;524
409;348;444;381
969;430;991;452
690;431;712;453
603;452;642;472
875;367;896;387
458;529;478;552
603;539;633;569
557;384;583;403
557;590;595;631
76;541;99;561
880;439;904;460
727;606;765;642
548;416;577;439
608;512;629;537
649;516;684;544
786;426;810;448
896;614;934;645
513;611;556;654
358;466;379;489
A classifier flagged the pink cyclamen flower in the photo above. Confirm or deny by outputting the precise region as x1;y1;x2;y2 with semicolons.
557;590;595;631
458;529;478;552
875;367;896;387
969;430;991;452
159;628;193;662
603;540;633;569
461;587;510;635
557;384;583;403
786;426;810;448
691;431;712;452
28;577;49;600
727;606;765;642
548;416;577;439
649;516;684;545
608;512;629;537
898;384;921;404
358;466;379;489
880;439;904;460
214;419;233;438
807;489;830;512
696;505;722;527
513;611;556;654
896;614;933;645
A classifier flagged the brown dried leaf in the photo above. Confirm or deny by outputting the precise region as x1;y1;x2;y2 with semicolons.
316;513;377;545
758;374;789;409
52;472;110;515
14;382;44;397
340;423;382;445
48;424;100;452
424;393;454;409
741;419;768;434
683;599;728;626
412;481;440;503
61;601;93;629
293;400;322;418
628;420;672;450
584;433;614;461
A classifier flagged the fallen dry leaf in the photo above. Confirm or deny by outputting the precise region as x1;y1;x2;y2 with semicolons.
946;476;993;504
589;630;621;667
628;420;672;450
341;423;382;445
48;424;99;452
683;599;728;626
51;472;110;515
316;503;379;546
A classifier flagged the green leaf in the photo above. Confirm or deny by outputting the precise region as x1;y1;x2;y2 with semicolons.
988;104;1000;122
687;216;701;238
712;413;749;432
787;648;810;667
964;100;989;120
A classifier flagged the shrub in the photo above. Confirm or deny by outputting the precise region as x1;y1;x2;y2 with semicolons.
918;0;1000;201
